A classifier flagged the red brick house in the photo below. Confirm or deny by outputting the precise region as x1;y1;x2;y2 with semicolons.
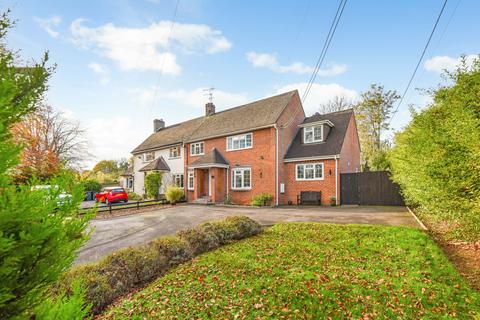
131;90;360;205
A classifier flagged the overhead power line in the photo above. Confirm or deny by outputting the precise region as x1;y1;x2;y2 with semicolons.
147;0;181;120
301;0;348;104
389;0;449;124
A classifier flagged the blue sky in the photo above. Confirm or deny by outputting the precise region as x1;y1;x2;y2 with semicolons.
2;0;478;168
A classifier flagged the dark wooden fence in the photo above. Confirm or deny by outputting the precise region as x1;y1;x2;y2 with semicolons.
340;171;404;206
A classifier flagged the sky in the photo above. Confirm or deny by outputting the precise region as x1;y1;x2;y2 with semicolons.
2;0;478;169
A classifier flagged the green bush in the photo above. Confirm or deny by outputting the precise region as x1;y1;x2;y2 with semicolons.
127;191;142;200
390;57;480;241
34;281;91;320
83;179;101;192
251;192;273;206
165;185;184;204
0;12;94;318
56;216;262;315
145;172;162;199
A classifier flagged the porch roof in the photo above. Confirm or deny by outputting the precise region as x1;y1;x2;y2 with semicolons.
189;148;229;168
139;156;171;172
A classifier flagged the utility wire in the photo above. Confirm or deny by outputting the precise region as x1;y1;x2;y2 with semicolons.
389;0;448;124
301;0;347;104
147;0;180;120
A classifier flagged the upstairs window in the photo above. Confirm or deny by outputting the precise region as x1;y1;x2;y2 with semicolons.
227;133;253;151
303;125;323;143
231;167;252;190
190;142;204;156
169;146;181;159
296;163;324;181
143;152;154;162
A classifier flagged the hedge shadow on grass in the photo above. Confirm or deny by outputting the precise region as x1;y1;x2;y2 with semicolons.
55;216;263;315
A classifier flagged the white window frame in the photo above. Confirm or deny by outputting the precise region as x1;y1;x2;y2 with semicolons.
295;163;324;181
169;146;181;159
190;142;204;156
303;125;323;144
187;171;194;190
172;173;184;188
231;167;252;190
143;152;154;162
226;132;253;151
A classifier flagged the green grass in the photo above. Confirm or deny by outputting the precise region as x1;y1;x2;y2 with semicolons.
101;223;480;319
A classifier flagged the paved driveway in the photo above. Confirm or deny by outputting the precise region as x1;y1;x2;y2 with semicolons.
76;205;418;264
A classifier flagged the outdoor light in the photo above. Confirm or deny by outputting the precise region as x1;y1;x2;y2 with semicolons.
329;169;332;176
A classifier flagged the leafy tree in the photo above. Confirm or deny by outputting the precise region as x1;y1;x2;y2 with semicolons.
390;57;480;241
145;172;162;199
354;84;400;170
92;160;118;174
0;11;93;318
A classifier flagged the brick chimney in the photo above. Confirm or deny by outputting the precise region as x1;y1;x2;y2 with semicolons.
153;119;165;132
205;102;215;116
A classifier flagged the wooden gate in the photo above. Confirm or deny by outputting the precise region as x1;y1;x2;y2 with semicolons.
340;171;404;206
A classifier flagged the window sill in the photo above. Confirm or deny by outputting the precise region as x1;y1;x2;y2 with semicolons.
169;157;181;160
295;178;325;181
231;188;252;191
190;154;204;157
226;146;253;152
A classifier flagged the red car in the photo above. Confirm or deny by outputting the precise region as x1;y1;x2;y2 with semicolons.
95;187;128;204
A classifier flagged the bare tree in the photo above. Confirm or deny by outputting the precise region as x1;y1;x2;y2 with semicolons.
12;103;89;180
318;96;352;114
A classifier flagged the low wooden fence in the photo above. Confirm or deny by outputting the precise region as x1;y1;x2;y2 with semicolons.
79;199;168;215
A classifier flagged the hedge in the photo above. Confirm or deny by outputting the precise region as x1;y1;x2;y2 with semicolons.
55;216;262;315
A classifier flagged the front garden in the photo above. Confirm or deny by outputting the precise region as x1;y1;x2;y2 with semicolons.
101;223;479;319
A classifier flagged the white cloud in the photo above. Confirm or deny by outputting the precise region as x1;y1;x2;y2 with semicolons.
88;62;110;85
246;51;346;76
34;15;62;38
132;87;249;110
70;19;232;74
424;54;478;74
274;82;358;115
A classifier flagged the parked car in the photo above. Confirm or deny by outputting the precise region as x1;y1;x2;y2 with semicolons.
31;185;72;206
95;187;128;204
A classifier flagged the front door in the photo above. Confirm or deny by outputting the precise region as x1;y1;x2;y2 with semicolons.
202;170;209;197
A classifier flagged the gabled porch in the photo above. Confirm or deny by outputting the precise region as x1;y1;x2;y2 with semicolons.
188;148;229;204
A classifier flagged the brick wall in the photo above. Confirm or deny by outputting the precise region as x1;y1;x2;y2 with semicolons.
276;92;306;205
280;159;338;205
185;127;277;205
339;113;361;173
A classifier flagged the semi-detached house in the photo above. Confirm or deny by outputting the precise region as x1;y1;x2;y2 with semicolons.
129;90;360;205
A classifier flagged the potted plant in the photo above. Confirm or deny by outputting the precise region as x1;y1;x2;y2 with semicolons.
329;196;337;206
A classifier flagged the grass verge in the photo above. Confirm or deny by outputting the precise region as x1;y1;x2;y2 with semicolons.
101;223;480;319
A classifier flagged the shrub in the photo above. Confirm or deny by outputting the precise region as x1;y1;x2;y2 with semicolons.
145;172;162;199
83;179;101;192
165;186;184;204
56;216;262;315
329;196;337;206
127;191;142;200
251;192;273;206
34;280;91;320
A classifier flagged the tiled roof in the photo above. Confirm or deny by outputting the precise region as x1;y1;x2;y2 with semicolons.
189;148;229;167
120;165;134;176
131;90;298;153
139;156;171;172
284;109;354;160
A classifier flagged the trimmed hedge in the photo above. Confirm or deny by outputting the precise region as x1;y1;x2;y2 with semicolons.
55;216;262;315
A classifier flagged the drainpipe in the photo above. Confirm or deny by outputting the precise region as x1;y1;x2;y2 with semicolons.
274;124;279;206
335;156;339;205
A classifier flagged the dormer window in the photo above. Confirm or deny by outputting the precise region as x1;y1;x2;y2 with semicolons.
303;125;323;143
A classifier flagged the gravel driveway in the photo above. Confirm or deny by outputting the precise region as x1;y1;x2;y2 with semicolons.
76;204;418;264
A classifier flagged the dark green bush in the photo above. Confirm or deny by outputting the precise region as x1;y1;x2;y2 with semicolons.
251;192;273;206
127;191;142;200
145;172;162;199
83;179;102;192
56;216;262;315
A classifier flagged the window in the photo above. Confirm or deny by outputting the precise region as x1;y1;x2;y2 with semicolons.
296;163;324;180
127;178;133;189
169;146;181;159
231;167;252;190
190;142;204;156
187;171;194;190
143;152;154;162
172;174;184;188
303;125;323;143
227;133;253;151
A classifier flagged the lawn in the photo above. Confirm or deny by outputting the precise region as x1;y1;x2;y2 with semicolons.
101;223;479;319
